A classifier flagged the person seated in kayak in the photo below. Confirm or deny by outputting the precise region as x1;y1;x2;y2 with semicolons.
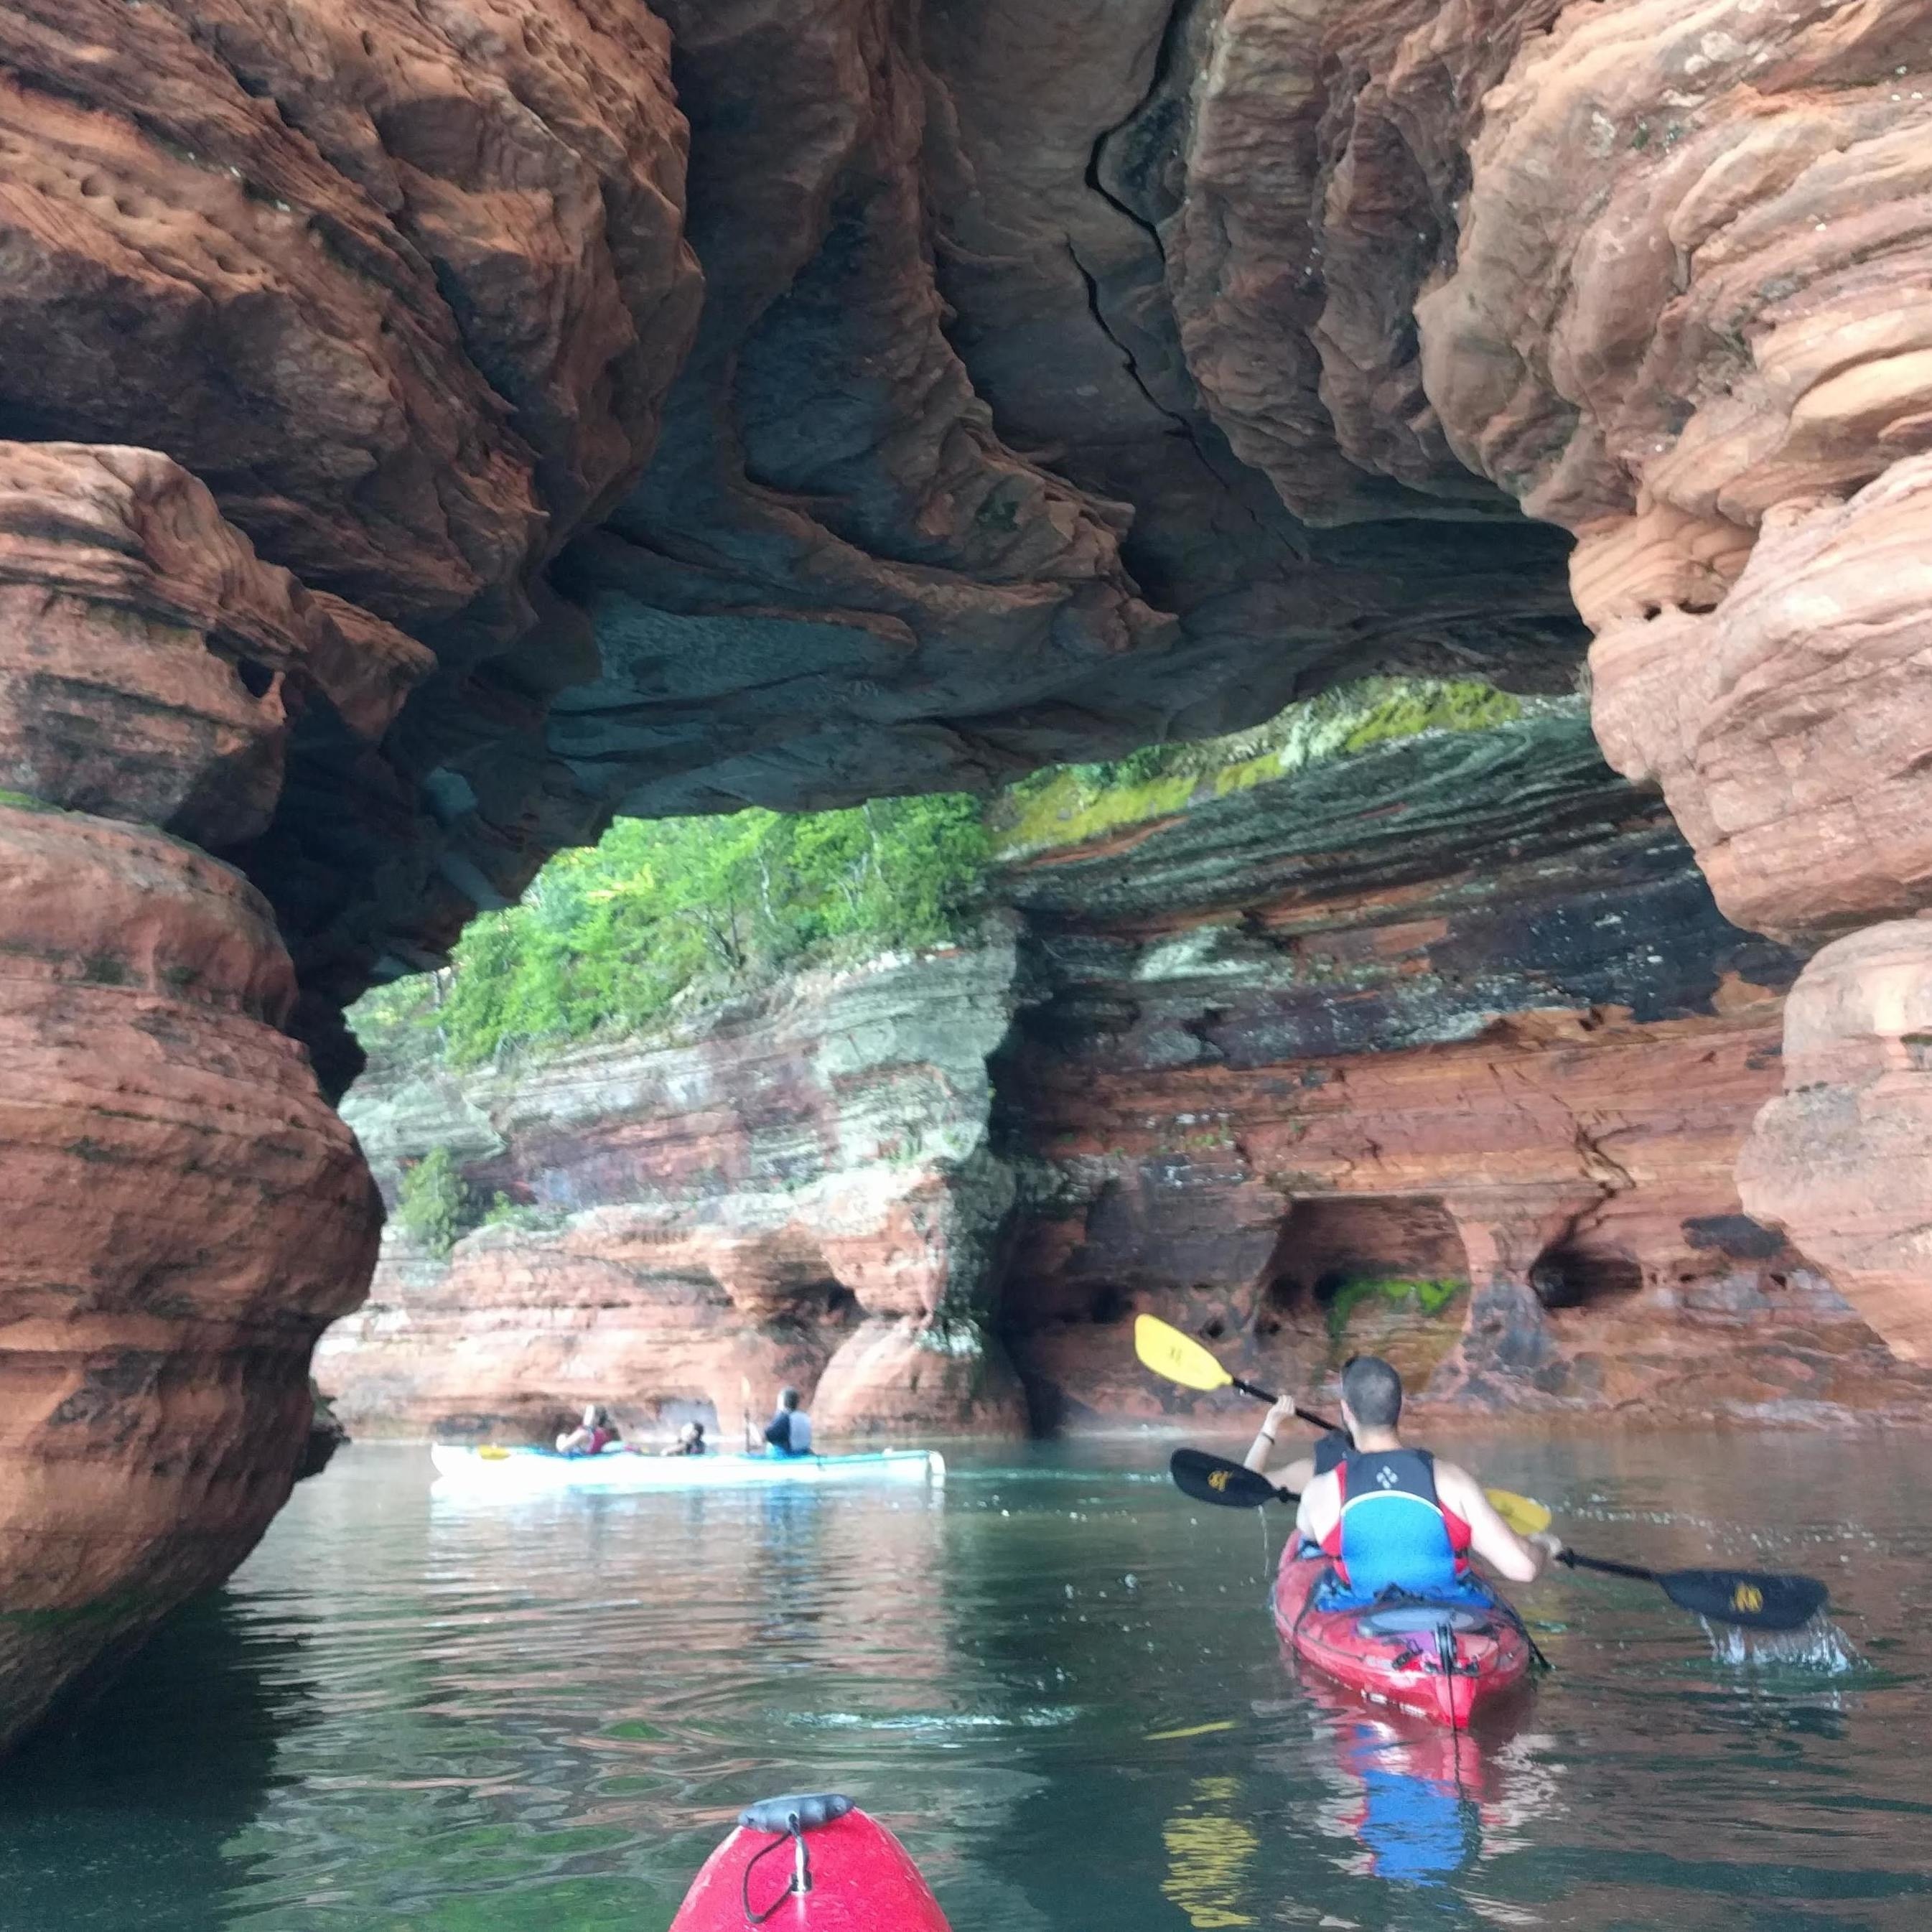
1243;1394;1352;1493
667;1420;707;1457
556;1404;620;1457
1294;1356;1562;1606
762;1386;813;1457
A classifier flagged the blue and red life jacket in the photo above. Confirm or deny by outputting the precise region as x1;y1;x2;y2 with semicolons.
1320;1447;1476;1605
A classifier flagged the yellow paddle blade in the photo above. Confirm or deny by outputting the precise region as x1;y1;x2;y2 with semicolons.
477;1445;510;1461
1134;1313;1236;1394
1487;1488;1551;1537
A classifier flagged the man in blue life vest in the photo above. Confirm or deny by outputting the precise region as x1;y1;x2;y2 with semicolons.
762;1385;814;1457
1292;1355;1562;1607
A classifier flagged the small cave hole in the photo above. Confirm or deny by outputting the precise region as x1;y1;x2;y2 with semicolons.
1087;1285;1131;1325
1531;1243;1643;1311
234;656;275;698
1200;1316;1227;1343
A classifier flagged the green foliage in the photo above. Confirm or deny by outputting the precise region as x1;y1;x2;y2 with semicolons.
393;1146;474;1258
348;677;1541;1078
481;1191;564;1235
358;793;991;1070
988;677;1529;858
1322;1276;1467;1345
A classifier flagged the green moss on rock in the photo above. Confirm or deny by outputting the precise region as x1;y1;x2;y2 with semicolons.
989;678;1527;860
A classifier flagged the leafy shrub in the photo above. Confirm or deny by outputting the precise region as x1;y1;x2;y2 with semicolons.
349;678;1539;1075
377;793;991;1068
393;1147;474;1258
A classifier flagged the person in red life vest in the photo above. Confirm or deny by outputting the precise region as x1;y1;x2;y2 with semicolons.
1293;1356;1562;1608
556;1404;620;1457
762;1386;813;1457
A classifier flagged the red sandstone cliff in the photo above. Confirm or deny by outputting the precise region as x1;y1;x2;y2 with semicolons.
2;0;1931;1749
322;939;1029;1440
322;713;1932;1442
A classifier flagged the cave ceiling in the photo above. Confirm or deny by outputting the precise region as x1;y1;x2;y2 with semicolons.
22;0;1921;1082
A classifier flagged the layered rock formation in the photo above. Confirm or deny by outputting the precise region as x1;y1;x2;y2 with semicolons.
323;940;1027;1439
4;0;1931;1747
324;712;1932;1439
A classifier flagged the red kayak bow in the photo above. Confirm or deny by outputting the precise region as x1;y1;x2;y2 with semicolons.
670;1793;953;1931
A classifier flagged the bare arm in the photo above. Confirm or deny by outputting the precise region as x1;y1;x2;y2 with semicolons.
1436;1462;1561;1584
1242;1396;1297;1474
1295;1468;1340;1548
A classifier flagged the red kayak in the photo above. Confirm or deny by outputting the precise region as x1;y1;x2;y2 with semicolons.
1272;1547;1533;1731
671;1793;952;1931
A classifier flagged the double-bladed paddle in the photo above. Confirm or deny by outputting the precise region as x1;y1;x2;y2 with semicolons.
1170;1447;1551;1536
1172;1446;1297;1509
1137;1314;1551;1535
1554;1549;1828;1633
1135;1313;1333;1429
1170;1448;1828;1633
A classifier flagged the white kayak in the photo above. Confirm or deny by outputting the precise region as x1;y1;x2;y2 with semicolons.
429;1444;946;1492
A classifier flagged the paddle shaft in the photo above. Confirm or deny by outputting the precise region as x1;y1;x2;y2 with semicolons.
1559;1551;1658;1584
1226;1372;1336;1436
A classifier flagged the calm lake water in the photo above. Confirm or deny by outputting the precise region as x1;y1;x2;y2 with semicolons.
4;1432;1928;1931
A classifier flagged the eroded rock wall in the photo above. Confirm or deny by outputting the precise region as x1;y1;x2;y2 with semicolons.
995;713;1931;1427
5;0;1932;1745
322;714;1932;1438
321;939;1029;1439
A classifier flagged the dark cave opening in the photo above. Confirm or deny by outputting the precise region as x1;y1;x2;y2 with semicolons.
1529;1242;1644;1310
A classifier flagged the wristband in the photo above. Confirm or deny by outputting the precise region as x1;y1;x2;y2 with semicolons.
1258;1429;1276;1443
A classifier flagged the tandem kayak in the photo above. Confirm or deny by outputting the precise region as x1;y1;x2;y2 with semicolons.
1271;1546;1533;1731
671;1793;952;1931
429;1445;946;1492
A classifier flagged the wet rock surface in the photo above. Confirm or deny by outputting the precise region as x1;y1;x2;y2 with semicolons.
0;803;377;1750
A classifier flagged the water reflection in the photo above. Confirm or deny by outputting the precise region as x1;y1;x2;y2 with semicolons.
0;1593;315;1931
1;1436;1928;1931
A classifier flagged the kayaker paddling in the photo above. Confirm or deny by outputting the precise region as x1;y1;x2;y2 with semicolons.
1244;1395;1350;1491
1296;1357;1562;1603
762;1386;813;1458
556;1403;620;1457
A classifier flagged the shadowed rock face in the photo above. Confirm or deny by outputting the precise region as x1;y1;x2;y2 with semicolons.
2;0;1931;1746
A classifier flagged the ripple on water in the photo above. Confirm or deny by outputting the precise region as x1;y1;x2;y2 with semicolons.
0;1434;1928;1932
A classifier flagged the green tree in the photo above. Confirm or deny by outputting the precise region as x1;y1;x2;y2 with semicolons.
393;1147;473;1258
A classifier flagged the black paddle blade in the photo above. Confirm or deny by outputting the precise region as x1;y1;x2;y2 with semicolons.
1658;1567;1829;1632
1170;1448;1289;1510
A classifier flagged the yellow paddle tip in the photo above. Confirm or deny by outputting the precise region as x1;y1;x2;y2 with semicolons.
1487;1488;1551;1536
1133;1312;1236;1393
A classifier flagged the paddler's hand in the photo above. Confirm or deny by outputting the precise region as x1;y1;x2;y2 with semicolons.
1243;1396;1298;1473
1528;1529;1566;1571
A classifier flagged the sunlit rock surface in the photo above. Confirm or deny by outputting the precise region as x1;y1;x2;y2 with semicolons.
322;715;1932;1439
322;942;1027;1439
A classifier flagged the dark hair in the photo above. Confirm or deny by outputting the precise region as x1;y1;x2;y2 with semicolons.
779;1386;800;1411
1341;1355;1404;1429
690;1419;704;1437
